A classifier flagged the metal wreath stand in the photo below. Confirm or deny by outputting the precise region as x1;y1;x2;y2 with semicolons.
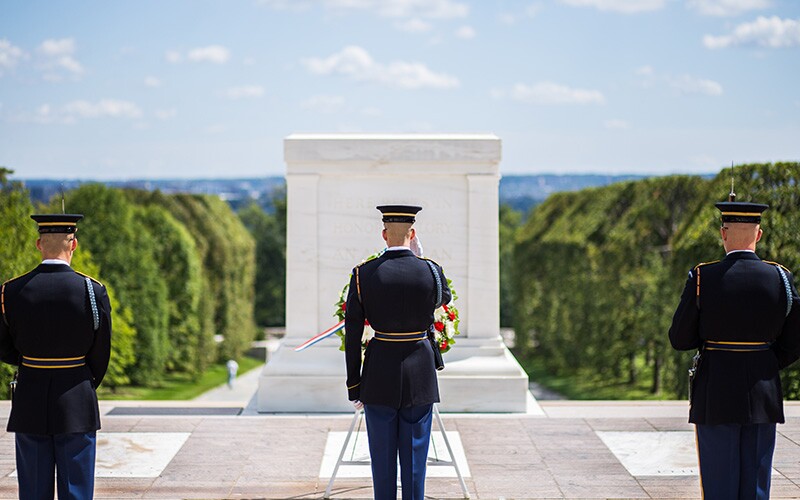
324;403;470;499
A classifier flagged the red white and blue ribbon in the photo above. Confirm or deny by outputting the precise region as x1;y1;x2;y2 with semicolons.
294;320;345;352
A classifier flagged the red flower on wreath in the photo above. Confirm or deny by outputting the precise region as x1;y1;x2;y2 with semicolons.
334;249;460;354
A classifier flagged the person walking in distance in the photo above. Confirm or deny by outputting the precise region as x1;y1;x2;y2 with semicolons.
344;205;451;500
669;188;800;500
0;213;112;499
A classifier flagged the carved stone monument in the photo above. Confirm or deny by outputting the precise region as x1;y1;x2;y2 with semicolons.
257;134;530;412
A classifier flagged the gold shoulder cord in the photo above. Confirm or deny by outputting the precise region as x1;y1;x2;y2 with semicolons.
695;266;701;309
764;261;791;273
1;283;6;326
355;266;362;303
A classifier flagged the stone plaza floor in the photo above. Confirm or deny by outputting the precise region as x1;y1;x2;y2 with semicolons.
2;399;800;499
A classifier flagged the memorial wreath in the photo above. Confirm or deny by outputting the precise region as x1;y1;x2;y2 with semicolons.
333;250;460;353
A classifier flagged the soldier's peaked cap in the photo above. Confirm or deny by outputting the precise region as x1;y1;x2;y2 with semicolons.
30;214;83;234
376;205;422;224
715;202;769;224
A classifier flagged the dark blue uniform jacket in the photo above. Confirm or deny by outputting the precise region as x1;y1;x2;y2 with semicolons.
344;249;451;408
0;263;112;434
669;251;800;425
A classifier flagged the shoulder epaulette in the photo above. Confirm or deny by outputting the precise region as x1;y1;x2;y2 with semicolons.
74;271;104;287
2;269;34;288
693;261;719;309
2;271;31;326
694;260;720;270
764;261;792;274
416;256;441;267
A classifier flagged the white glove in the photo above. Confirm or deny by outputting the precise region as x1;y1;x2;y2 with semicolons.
352;400;364;410
410;234;424;257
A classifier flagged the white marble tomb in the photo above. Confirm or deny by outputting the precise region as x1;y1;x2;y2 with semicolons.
257;134;530;412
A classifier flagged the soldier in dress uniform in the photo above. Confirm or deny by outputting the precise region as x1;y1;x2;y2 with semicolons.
0;213;112;500
669;191;800;500
344;205;451;500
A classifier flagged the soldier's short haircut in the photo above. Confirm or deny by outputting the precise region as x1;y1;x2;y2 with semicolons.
38;233;74;255
384;222;413;244
723;222;760;246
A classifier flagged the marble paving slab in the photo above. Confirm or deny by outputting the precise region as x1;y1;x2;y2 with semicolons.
9;432;190;478
95;432;190;477
596;431;699;476
319;431;470;479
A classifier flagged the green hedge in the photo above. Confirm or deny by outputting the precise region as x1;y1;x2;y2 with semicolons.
514;163;800;398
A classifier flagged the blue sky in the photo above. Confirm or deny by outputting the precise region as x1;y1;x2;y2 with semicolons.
1;0;798;179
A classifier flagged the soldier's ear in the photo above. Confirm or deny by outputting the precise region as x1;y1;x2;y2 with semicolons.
381;228;388;242
756;227;763;242
35;238;42;252
410;227;416;239
71;237;78;251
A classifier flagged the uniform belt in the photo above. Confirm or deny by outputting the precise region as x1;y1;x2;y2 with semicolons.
704;341;772;352
373;331;427;342
21;356;87;368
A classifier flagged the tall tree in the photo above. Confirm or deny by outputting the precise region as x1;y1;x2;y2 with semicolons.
58;184;169;386
238;189;286;328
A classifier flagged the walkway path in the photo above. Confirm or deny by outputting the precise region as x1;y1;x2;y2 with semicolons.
193;363;264;407
2;400;800;498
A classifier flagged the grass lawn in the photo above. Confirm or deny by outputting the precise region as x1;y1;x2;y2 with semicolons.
519;354;678;400
98;356;264;400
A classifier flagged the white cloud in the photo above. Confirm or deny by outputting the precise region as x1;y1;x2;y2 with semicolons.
559;0;665;13
154;108;177;120
499;2;543;23
302;45;459;89
395;18;433;33
39;38;75;57
604;119;629;129
225;85;265;99
455;25;476;39
258;0;468;18
361;106;382;116
498;13;517;24
165;50;182;63
377;0;468;18
37;38;83;79
526;3;543;17
703;16;800;49
635;66;724;97
0;39;27;73
670;75;724;96
144;76;162;88
11;99;143;124
301;94;345;113
34;104;57;123
492;82;606;105
7;104;62;124
187;45;230;64
688;0;770;17
63;99;143;119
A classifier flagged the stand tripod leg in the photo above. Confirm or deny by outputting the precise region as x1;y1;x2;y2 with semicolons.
433;404;470;499
324;408;362;499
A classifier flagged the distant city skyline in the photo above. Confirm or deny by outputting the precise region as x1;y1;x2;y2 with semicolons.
1;0;798;179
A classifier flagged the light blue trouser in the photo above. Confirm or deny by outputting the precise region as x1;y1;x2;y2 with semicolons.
15;431;96;500
364;404;433;500
696;423;776;500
